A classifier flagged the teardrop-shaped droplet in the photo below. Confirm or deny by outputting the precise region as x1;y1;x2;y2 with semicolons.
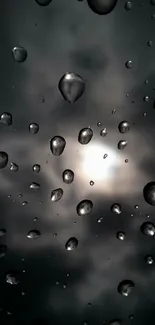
116;231;125;241
78;127;93;145
87;0;118;15
97;216;103;223
77;200;93;216
29;123;39;134
35;0;52;5
27;230;41;239
65;237;78;250
143;182;155;206
63;169;74;184
50;136;66;156
117;280;134;296
30;182;40;190
0;229;6;236
6;272;19;285
145;255;154;265
10;162;18;172
0;112;12;126
59;72;85;103
109;320;122;325
12;46;27;63
125;1;133;10
32;164;41;173
100;128;107;137
118;140;127;150
111;203;121;214
140;222;155;236
0;245;7;258
51;188;63;202
118;121;130;134
125;60;132;69
0;152;8;169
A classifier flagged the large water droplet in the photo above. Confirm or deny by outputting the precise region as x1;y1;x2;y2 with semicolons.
125;60;132;69
0;112;12;126
0;245;7;258
50;136;66;156
51;188;63;202
109;320;122;325
0;152;8;169
125;1;133;10
12;46;27;63
117;280;134;296
27;230;41;239
0;229;6;236
59;72;85;103
6;273;19;285
32;164;41;173
118;140;127;150
100;128;107;137
111;203;121;214
65;237;78;250
30;182;40;190
78;127;93;145
35;0;52;5
143;182;155;206
116;231;125;240
87;0;118;15
118;121;130;134
145;255;154;265
77;200;93;216
10;162;18;172
63;169;74;184
141;222;155;236
29;123;39;134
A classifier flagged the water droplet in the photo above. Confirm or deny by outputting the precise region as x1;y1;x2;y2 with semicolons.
143;112;147;117
118;140;127;150
118;121;130;133
97;216;103;223
143;95;149;102
22;201;28;206
53;233;57;238
63;284;67;289
109;320;122;325
112;108;116;114
34;217;38;222
103;153;108;159
77;200;93;216
141;222;155;236
100;128;107;137
35;0;52;5
50;136;66;156
87;0;118;15
0;245;7;258
0;152;8;169
125;159;128;163
97;122;102;127
30;182;40;190
6;273;19;285
29;123;39;134
27;230;41;239
125;60;132;69
12;46;27;62
125;1;133;10
116;231;125;241
134;204;139;209
22;291;26;296
51;188;63;202
65;237;78;250
128;315;134;321
0;229;6;236
32;164;40;173
111;203;121;214
143;182;155;206
145;255;154;265
0;112;12;126
117;280;134;296
147;40;153;47
63;169;74;184
90;180;94;186
78;127;93;145
10;162;18;172
59;72;85;103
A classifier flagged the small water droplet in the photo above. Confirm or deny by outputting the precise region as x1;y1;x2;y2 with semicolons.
53;233;57;237
22;201;28;206
143;95;149;102
141;222;155;236
0;112;12;126
103;153;108;159
0;245;7;258
0;152;8;169
125;60;132;69
6;272;19;285
63;284;67;289
118;140;127;150
50;136;66;156
27;230;41;239
100;128;107;137
66;273;70;277
125;1;133;10
112;109;116;114
12;46;27;62
30;182;40;190
77;200;93;216
39;96;45;103
18;193;22;198
125;159;128;163
90;180;94;186
128;315;134;321
117;280;134;296
116;231;125;241
97;122;102;127
143;112;147;117
134;204;139;209
51;188;63;202
29;123;39;134
109;320;122;325
78;127;93;145
63;169;74;184
59;72;85;103
143;182;155;206
111;203;121;214
34;217;38;222
65;237;78;250
32;164;40;173
0;229;6;236
87;0;118;15
118;121;130;133
145;255;154;265
10;162;18;172
97;216;103;223
146;214;150;218
22;291;26;296
147;40;153;47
